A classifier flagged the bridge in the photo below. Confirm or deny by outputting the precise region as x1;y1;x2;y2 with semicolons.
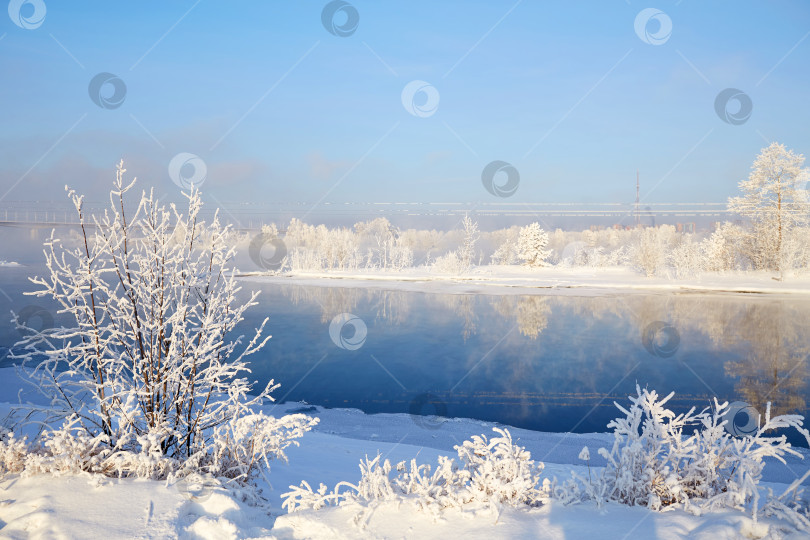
0;201;735;229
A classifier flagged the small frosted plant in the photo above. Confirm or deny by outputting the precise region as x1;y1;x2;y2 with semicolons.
10;162;317;485
578;446;591;484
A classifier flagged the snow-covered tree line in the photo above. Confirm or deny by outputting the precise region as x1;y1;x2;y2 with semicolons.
249;143;809;278
250;217;810;277
251;216;810;278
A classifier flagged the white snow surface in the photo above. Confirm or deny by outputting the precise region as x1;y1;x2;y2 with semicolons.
240;266;810;296
2;374;810;539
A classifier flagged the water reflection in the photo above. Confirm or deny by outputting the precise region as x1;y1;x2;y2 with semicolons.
723;302;810;418
269;283;810;443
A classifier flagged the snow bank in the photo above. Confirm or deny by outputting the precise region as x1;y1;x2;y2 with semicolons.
0;473;276;539
2;369;810;538
240;266;810;296
273;499;798;540
0;400;807;540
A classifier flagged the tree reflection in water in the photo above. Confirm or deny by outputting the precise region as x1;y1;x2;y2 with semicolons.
273;284;809;436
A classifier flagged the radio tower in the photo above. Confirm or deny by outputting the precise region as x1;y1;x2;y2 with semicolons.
635;169;640;228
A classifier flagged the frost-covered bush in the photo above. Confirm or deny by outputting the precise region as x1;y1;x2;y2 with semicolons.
701;222;741;272
432;250;467;275
632;226;678;277
209;412;316;483
490;240;519;265
282;428;545;522
10;162;317;486
560;386;810;530
283;216;415;272
456;428;545;507
670;237;703;278
0;427;28;474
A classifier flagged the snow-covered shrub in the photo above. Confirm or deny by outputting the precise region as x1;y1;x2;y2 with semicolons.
780;227;810;275
701;222;741;272
432;250;466;275
210;412;316;483
489;226;521;265
0;428;28;474
282;428;545;522
490;240;519;265
378;236;414;271
632;226;677;277
11;162;317;486
670;237;703;278
564;386;810;530
283;216;416;272
455;428;545;507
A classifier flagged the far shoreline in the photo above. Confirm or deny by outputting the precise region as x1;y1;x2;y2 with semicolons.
236;265;810;297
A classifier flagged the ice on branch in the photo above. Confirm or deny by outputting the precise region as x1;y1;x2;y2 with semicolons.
8;161;317;487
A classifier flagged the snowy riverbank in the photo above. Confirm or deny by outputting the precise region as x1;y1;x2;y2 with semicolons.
2;377;810;539
239;266;810;296
3;430;806;539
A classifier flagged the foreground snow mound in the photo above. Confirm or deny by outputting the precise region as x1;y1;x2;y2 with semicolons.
273;499;809;540
0;474;277;539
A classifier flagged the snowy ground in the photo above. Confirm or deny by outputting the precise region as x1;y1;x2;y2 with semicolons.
3;438;801;540
2;365;810;539
239;266;810;296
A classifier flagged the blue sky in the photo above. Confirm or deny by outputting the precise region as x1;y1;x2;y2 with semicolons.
1;0;809;213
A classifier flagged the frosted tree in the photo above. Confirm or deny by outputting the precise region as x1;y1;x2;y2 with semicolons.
633;226;678;277
701;222;741;272
12;162;317;481
516;222;551;268
669;237;702;278
728;142;810;275
489;226;521;265
458;213;479;270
